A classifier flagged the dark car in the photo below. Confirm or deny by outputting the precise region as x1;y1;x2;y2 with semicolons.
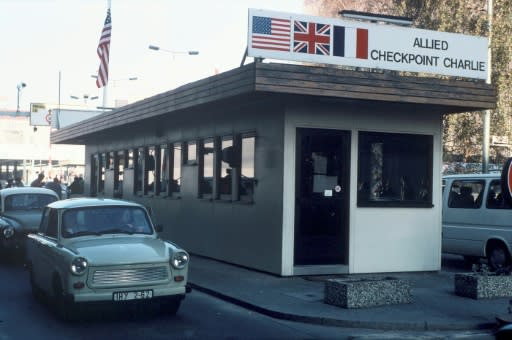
0;187;59;256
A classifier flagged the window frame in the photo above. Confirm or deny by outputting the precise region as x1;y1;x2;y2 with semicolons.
238;133;256;203
447;179;485;209
185;140;197;165
135;147;144;195
170;142;182;197
356;131;433;208
199;137;215;199
486;179;512;209
219;135;234;201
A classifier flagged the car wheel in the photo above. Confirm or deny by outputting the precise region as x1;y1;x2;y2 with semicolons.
488;243;511;271
53;277;77;321
160;298;181;315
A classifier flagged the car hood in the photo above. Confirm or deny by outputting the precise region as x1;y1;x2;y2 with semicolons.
66;237;171;266
1;211;42;232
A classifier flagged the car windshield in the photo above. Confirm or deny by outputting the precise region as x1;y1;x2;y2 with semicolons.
4;194;58;212
61;206;153;238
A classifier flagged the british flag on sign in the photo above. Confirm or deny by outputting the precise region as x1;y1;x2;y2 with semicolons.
293;21;331;55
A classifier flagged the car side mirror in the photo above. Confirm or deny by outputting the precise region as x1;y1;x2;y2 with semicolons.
155;224;163;233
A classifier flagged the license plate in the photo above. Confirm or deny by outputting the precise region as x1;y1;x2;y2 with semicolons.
113;290;153;301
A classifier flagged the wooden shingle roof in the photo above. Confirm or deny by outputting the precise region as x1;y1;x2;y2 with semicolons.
51;62;495;144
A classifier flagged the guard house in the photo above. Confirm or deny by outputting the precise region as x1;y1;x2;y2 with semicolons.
51;11;496;276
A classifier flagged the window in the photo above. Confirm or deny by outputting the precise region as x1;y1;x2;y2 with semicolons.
115;150;125;198
239;134;255;202
108;152;114;170
5;194;57;212
448;180;485;209
159;144;169;195
220;136;233;198
127;150;134;169
91;154;98;196
46;209;58;238
171;142;182;195
62;207;152;238
357;132;433;207
199;138;214;198
145;146;156;195
186;140;197;164
486;180;512;209
135;148;144;194
39;208;50;233
99;153;106;194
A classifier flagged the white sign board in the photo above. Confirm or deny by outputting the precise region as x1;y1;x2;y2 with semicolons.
30;103;51;126
30;103;102;129
51;109;103;129
248;9;488;80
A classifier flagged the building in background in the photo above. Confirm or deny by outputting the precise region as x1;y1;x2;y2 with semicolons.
0;110;85;187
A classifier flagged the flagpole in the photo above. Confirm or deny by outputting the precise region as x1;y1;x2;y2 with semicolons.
102;82;108;111
103;0;111;110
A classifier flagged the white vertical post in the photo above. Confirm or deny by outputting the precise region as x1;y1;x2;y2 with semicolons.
482;0;493;173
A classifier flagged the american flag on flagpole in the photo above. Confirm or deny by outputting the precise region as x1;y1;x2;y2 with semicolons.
96;8;112;88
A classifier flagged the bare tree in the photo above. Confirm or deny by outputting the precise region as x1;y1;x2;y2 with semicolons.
305;0;512;166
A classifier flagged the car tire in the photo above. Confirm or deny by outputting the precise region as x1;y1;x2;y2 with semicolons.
160;298;181;315
488;243;511;271
53;277;77;322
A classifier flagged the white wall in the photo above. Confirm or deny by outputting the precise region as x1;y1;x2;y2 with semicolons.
282;101;443;275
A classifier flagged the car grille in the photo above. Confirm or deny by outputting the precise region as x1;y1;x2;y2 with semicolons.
91;265;169;288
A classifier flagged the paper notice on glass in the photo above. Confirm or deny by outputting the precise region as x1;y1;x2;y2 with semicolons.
313;175;337;193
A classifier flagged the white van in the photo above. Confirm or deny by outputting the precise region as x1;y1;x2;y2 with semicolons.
442;173;512;269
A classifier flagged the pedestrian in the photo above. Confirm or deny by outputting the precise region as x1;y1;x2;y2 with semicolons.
30;173;45;187
45;177;62;199
69;176;84;196
6;178;14;188
77;175;85;194
14;177;24;187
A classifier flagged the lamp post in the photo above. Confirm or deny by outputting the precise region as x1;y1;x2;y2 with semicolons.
148;45;199;59
16;82;27;112
91;75;138;85
70;94;99;105
482;0;493;173
90;75;137;108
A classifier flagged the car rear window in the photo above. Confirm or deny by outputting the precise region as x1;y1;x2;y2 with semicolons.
4;194;58;211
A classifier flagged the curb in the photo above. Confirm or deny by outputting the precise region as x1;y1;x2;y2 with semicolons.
189;282;496;332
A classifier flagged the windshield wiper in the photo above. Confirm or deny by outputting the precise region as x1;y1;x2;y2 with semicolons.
71;231;102;237
99;228;134;235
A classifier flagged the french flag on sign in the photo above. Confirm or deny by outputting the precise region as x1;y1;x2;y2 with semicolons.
333;26;368;59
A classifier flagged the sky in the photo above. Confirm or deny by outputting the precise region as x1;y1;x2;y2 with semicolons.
0;0;304;112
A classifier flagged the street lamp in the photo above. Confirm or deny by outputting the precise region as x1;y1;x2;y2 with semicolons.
339;10;413;26
90;75;138;86
148;45;199;57
70;94;99;104
16;82;27;112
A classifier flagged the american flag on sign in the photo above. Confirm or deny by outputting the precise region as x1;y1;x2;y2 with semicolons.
251;16;291;52
294;21;331;55
95;8;112;88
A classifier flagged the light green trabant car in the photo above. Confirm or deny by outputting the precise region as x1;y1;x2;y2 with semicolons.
25;198;190;320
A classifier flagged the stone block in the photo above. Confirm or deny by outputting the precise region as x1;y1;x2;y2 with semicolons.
324;277;412;308
454;273;512;299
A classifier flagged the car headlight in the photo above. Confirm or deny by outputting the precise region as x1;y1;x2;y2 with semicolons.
171;251;189;269
2;227;14;239
70;257;88;275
